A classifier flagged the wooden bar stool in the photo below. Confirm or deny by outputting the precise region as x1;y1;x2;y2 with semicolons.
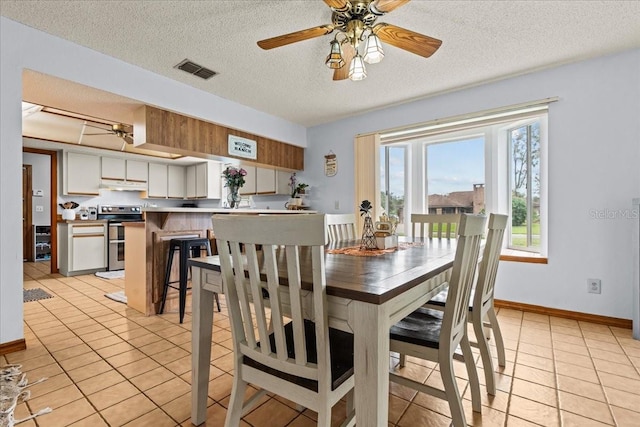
160;237;220;323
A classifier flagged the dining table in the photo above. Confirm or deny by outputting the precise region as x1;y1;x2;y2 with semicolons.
188;237;458;426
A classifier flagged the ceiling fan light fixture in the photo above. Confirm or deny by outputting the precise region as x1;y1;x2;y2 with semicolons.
348;53;367;81
325;38;345;69
363;32;384;64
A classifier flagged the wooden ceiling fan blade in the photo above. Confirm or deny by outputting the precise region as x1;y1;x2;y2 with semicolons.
124;135;134;145
374;23;442;58
323;0;349;10
371;0;410;13
84;123;111;131
333;43;355;81
257;25;334;50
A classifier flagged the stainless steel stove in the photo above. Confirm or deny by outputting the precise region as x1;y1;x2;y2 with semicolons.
98;205;143;271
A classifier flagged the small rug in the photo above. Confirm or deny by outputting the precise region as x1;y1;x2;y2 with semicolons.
95;270;125;280
105;291;127;304
23;288;53;303
326;242;424;257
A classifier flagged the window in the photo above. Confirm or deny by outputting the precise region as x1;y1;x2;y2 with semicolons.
369;101;551;258
380;145;407;235
508;122;541;251
426;137;485;217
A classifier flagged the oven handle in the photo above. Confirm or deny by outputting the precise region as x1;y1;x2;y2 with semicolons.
109;240;125;244
109;222;123;227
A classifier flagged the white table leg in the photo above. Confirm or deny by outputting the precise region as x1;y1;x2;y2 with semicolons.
191;266;214;425
351;300;390;427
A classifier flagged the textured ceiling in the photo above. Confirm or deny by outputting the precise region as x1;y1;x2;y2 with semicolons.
3;1;640;127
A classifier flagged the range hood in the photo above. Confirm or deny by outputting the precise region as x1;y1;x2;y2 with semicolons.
100;179;147;191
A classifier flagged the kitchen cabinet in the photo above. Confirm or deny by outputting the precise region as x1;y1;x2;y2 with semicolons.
59;222;107;276
66;152;101;195
239;166;256;195
101;157;147;182
126;160;148;182
276;170;292;195
168;165;186;198
186;162;222;199
101;157;126;180
240;165;278;195
147;163;168;198
256;167;276;194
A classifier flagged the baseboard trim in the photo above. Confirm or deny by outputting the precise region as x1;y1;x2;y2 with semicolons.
0;339;27;355
494;299;632;329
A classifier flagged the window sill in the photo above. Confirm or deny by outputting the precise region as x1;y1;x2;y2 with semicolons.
500;249;548;264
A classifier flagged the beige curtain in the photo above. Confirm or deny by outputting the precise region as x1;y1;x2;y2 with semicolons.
353;133;380;232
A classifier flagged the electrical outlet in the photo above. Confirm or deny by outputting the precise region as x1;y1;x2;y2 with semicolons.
35;205;44;212
334;200;340;210
587;278;601;294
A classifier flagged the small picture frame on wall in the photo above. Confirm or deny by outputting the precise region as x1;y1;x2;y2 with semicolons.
324;151;337;177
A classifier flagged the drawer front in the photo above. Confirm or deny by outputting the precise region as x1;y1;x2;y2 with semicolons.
72;225;105;235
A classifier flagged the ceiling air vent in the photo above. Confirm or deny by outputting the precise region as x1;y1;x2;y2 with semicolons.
174;59;218;80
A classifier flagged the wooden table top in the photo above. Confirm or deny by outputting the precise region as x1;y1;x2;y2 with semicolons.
189;238;457;305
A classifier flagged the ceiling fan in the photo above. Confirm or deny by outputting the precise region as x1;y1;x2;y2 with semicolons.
82;122;134;151
257;0;442;81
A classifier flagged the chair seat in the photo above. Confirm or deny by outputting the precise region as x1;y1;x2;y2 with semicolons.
390;307;445;348
244;319;354;392
428;288;476;311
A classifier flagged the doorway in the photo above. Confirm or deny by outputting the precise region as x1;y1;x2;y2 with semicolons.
23;165;33;261
23;148;58;274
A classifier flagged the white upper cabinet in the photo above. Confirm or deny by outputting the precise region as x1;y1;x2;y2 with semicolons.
66;152;101;195
256;167;276;194
101;157;126;180
185;162;222;199
101;157;147;182
276;170;292;195
168;165;186;198
239;165;256;195
126;160;148;182
240;165;278;195
147;163;168;198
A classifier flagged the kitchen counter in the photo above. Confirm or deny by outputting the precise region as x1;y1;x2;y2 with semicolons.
127;208;315;316
142;207;314;214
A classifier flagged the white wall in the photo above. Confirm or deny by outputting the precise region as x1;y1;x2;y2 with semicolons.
305;49;640;320
0;17;306;345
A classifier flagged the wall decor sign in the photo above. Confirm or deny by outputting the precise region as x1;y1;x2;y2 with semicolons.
324;151;337;177
228;135;257;160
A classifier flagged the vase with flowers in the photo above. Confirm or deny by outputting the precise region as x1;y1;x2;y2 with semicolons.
222;166;247;208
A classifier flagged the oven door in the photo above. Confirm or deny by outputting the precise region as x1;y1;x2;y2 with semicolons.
108;222;125;271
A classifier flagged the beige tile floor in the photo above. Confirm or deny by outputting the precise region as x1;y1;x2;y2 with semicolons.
3;261;640;426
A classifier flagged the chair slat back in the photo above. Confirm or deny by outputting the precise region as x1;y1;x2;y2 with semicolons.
474;214;508;313
326;213;358;243
411;213;461;239
443;214;486;348
213;214;328;383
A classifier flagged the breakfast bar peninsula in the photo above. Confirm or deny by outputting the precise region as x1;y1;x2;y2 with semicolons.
125;207;314;316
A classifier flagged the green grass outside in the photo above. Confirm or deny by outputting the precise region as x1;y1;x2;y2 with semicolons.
511;222;541;248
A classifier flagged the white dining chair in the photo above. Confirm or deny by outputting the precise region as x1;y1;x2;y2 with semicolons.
212;214;356;427
325;213;358;243
423;213;508;395
411;213;461;239
389;213;486;427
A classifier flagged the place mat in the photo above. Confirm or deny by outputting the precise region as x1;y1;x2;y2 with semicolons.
105;291;127;304
23;288;53;303
326;242;423;257
95;270;125;280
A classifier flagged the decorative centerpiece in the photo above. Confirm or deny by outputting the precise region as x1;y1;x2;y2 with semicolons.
222;166;247;208
374;213;399;249
359;200;378;250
